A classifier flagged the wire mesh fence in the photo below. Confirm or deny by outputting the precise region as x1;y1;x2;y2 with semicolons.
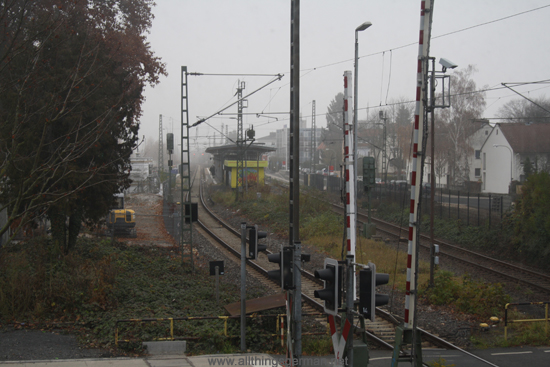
161;181;181;241
301;173;512;229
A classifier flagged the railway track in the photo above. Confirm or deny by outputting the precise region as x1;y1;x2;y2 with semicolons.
339;204;550;295
194;168;481;353
195;169;397;349
180;168;509;366
270;173;550;295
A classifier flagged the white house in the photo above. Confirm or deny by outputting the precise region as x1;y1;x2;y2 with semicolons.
480;123;550;193
468;121;494;184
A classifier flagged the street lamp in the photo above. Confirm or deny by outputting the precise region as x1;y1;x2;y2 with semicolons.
353;21;372;173
493;144;513;183
354;21;371;242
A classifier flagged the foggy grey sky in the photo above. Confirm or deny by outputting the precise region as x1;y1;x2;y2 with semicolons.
139;0;550;149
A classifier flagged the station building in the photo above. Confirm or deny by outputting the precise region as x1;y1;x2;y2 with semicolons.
205;144;276;189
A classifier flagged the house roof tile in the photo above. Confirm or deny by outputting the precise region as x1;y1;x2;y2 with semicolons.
500;123;550;154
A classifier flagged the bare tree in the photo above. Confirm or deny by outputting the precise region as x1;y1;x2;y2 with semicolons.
322;93;345;168
498;97;550;123
437;65;486;187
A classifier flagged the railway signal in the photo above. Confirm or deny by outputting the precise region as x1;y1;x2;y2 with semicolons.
313;258;341;316
248;225;267;260
362;156;376;190
267;246;293;290
359;262;389;322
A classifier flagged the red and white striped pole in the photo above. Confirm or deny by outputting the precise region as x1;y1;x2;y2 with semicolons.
343;70;356;261
405;0;432;330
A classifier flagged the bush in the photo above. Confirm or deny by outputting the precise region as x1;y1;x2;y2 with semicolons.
0;237;118;319
512;172;550;270
422;271;510;319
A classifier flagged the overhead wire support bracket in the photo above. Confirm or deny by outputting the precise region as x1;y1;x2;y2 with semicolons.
502;82;550;114
191;74;284;128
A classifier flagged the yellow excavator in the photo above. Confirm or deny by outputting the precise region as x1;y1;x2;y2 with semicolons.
106;193;137;238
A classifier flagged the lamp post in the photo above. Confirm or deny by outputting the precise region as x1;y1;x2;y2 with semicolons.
493;144;513;184
354;21;372;191
351;22;371;367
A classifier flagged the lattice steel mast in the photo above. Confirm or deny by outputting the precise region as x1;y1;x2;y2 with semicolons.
180;66;193;271
158;114;164;174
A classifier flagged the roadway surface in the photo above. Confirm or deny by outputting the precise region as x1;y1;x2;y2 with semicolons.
1;348;549;367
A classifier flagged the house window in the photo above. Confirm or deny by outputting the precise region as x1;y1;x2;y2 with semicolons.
483;172;486;190
475;168;481;177
483;152;486;170
485;130;488;135
475;150;481;159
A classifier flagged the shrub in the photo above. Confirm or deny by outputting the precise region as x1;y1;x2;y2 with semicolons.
422;271;510;319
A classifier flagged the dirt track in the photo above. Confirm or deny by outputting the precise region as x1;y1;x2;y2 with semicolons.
123;193;177;247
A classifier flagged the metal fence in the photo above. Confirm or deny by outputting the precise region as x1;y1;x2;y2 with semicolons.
300;173;512;229
161;181;181;241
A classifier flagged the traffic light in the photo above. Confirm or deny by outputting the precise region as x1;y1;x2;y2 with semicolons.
313;258;342;316
359;262;390;322
267;246;293;290
248;225;267;260
362;157;376;190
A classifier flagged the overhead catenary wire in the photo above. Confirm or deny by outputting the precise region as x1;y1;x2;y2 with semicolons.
192;5;550;145
251;81;550;129
502;80;550;114
300;3;550;74
191;74;284;127
200;5;550;135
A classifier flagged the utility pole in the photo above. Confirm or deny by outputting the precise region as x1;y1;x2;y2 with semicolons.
289;0;301;363
378;111;388;184
310;100;316;174
429;57;436;287
236;81;245;202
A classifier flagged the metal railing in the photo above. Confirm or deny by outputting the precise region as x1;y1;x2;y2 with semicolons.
300;172;512;228
115;312;326;346
504;301;550;340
